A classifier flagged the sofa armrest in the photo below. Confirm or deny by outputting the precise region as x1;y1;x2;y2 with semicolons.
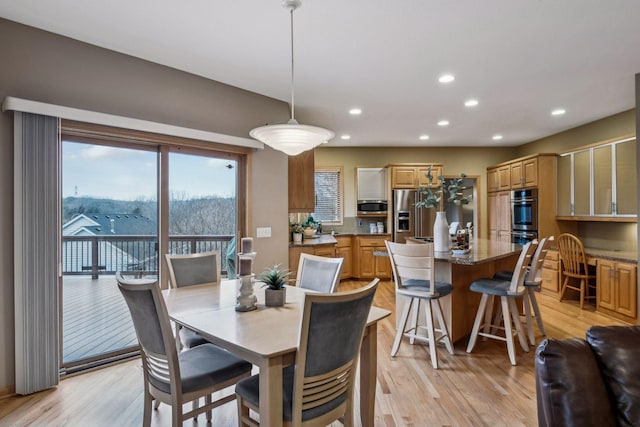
535;338;616;427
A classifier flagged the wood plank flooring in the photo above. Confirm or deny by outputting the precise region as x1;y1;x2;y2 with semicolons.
1;279;630;426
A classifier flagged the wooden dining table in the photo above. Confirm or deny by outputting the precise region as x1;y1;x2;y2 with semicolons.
162;280;390;427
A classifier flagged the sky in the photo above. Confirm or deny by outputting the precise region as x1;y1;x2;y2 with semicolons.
62;141;237;200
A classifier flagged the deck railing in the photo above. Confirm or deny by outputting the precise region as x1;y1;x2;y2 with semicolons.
62;235;235;278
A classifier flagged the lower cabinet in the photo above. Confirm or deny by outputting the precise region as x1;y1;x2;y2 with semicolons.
288;244;336;281
354;235;391;280
335;236;353;279
597;260;637;321
540;249;561;294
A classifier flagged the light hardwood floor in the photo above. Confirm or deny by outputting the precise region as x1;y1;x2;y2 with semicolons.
0;279;629;427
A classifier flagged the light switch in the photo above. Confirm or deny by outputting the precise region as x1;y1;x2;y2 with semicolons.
256;227;271;238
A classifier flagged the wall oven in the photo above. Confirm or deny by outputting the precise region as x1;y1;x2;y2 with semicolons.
511;230;538;245
511;189;538;232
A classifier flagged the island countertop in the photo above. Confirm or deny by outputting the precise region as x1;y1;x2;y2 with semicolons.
406;237;522;265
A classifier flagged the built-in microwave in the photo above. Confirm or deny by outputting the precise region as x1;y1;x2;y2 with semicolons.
357;200;388;216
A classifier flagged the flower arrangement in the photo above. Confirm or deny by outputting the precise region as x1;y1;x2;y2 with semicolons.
415;166;471;211
290;223;304;234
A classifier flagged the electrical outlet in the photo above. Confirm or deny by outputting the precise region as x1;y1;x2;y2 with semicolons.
256;227;271;238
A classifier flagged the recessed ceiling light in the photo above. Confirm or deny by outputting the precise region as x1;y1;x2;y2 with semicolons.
464;99;479;107
551;108;566;116
492;134;503;140
349;108;362;115
438;74;455;83
340;134;351;140
437;120;450;127
419;135;430;141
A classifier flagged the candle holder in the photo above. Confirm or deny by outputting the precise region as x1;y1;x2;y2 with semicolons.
236;251;257;312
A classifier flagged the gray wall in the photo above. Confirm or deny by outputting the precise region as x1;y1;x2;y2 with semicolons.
0;18;290;391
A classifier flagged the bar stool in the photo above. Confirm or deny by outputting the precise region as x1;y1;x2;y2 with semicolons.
493;236;554;345
385;240;454;369
466;241;537;365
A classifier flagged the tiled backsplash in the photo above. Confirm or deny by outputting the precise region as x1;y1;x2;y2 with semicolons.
578;222;637;251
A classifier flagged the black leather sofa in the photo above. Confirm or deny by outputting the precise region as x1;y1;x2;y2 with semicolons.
535;325;640;427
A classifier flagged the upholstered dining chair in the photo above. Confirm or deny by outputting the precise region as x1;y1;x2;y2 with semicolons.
493;236;554;345
295;253;344;293
466;241;537;365
116;272;252;427
385;240;454;369
556;233;596;309
235;279;379;427
165;251;221;349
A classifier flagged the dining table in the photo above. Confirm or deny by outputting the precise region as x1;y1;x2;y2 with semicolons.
162;279;391;427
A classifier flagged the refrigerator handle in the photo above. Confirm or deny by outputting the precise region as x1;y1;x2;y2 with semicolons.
414;191;420;237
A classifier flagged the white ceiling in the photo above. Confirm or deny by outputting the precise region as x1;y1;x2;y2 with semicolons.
1;0;639;148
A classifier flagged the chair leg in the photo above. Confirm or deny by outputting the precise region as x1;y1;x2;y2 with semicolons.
205;394;212;422
467;294;489;353
192;398;199;420
409;299;421;344
579;278;585;309
490;300;502;336
559;276;569;302
501;297;517;366
237;396;249;427
153;399;160;410
528;287;546;336
508;297;529;353
391;297;413;356
522;293;535;346
433;300;454;355
143;391;152;427
424;300;438;369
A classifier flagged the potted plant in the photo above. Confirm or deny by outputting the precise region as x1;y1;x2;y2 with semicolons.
290;223;304;243
301;215;320;238
258;264;291;307
415;166;471;252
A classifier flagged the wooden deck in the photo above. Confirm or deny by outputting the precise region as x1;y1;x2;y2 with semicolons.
62;276;139;365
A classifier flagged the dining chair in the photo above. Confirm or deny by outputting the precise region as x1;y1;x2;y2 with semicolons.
295;253;344;293
493;236;554;345
385;240;454;369
235;279;379;427
556;233;596;309
116;272;252;427
466;241;537;365
165;251;221;349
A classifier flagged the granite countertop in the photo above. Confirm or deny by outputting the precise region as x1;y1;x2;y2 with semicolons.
584;247;637;263
405;237;522;265
289;234;337;247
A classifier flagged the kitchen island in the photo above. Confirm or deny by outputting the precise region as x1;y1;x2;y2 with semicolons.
405;238;523;342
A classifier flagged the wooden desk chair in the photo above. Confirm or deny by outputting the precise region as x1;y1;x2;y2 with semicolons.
116;273;252;427
466;241;537;365
235;279;379;427
557;233;596;309
165;251;221;349
295;253;344;293
385;240;454;369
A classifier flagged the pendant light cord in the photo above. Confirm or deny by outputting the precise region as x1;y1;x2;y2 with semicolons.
289;7;296;121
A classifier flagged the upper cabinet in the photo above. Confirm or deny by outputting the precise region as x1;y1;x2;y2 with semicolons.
487;157;538;192
357;167;388;200
288;150;315;212
389;164;443;189
556;135;636;220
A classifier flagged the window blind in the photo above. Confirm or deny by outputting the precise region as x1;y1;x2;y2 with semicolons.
314;168;343;225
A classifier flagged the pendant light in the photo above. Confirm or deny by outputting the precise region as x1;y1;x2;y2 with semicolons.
250;0;334;156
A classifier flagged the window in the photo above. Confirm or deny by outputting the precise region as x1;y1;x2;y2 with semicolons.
314;167;343;225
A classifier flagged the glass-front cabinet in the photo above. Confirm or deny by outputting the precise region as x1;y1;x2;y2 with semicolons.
557;136;636;219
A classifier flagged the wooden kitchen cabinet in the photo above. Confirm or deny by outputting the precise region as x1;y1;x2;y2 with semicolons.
335;236;353;279
389;164;443;189
288;243;336;280
488;191;511;243
487;167;499;192
354;235;391;279
510;157;538;189
497;165;511;191
597;259;637;321
540;249;561;294
288;150;315;212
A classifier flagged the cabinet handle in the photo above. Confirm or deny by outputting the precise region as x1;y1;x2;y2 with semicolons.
612;202;617;215
570;203;574;216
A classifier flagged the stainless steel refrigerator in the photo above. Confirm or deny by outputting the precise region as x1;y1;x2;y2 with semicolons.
392;189;437;243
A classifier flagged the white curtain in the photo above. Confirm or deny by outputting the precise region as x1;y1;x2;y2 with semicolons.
14;112;60;394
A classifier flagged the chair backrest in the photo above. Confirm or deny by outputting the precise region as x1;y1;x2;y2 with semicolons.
165;250;221;288
291;279;379;425
385;240;436;294
116;272;180;395
556;233;589;277
508;241;537;294
296;253;344;293
526;236;554;284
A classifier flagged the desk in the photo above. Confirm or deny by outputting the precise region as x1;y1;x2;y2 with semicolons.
162;281;390;427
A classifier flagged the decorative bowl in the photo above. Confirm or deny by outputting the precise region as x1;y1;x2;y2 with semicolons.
303;227;317;238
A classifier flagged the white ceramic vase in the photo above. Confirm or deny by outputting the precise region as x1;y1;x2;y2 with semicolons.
433;211;451;252
293;233;302;243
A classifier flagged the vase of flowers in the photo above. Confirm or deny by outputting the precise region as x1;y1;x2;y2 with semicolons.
290;223;304;243
416;166;471;252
